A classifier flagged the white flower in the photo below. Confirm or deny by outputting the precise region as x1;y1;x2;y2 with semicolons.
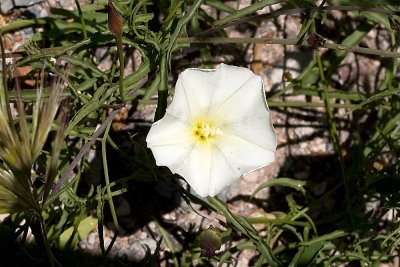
146;64;276;197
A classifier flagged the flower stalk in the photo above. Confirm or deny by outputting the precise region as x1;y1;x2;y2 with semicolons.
108;0;125;102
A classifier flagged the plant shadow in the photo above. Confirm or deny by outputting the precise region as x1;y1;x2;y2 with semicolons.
81;120;182;235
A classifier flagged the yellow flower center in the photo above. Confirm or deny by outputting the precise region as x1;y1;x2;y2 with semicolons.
192;119;222;142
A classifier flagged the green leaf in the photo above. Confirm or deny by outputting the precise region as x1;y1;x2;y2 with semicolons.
57;215;98;250
59;55;104;77
252;178;307;197
361;11;391;30
65;100;101;136
207;197;280;267
132;13;155;24
290;241;324;267
297;15;314;41
300;230;347;246
350;88;400;112
213;0;285;26
205;0;237;14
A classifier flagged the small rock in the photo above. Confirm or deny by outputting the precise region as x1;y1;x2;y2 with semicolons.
127;235;137;245
162;212;176;221
1;0;42;14
15;0;41;5
0;213;9;222
141;238;157;254
127;242;147;262
25;5;48;18
87;232;97;246
139;231;148;240
295;126;315;138
103;236;112;248
79;240;88;249
0;1;13;14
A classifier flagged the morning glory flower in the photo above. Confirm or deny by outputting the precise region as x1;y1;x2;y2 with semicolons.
146;64;276;197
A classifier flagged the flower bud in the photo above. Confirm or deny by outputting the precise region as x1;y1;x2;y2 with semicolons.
307;33;326;50
108;0;123;36
198;226;222;258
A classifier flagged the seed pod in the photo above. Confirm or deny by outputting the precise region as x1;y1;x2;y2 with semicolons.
198;226;222;258
307;33;326;50
108;0;123;36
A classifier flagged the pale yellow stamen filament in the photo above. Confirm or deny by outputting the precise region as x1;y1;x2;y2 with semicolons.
193;121;222;141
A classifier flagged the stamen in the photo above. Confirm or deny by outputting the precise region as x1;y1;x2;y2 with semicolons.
193;120;222;141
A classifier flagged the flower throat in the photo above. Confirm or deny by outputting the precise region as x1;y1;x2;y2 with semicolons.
193;120;222;142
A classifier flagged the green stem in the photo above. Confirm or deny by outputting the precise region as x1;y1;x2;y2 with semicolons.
207;197;279;266
74;0;87;39
246;217;309;227
115;35;125;102
197;5;400;38
101;121;120;230
316;51;354;227
3;37;399;60
37;211;55;267
155;220;179;267
182;37;400;58
73;160;83;194
267;101;354;109
154;55;168;121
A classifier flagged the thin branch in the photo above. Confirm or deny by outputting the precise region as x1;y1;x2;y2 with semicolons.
51;77;147;195
185;37;400;58
196;5;400;37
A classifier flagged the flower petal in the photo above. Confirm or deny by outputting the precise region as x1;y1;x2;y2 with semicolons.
174;143;212;197
216;132;275;177
173;142;239;197
206;146;242;197
146;114;195;172
211;67;269;125
208;64;255;112
222;113;276;152
167;68;219;122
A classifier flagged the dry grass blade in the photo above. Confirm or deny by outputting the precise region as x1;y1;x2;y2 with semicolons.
0;64;65;213
42;99;68;203
0;168;36;213
31;71;64;161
